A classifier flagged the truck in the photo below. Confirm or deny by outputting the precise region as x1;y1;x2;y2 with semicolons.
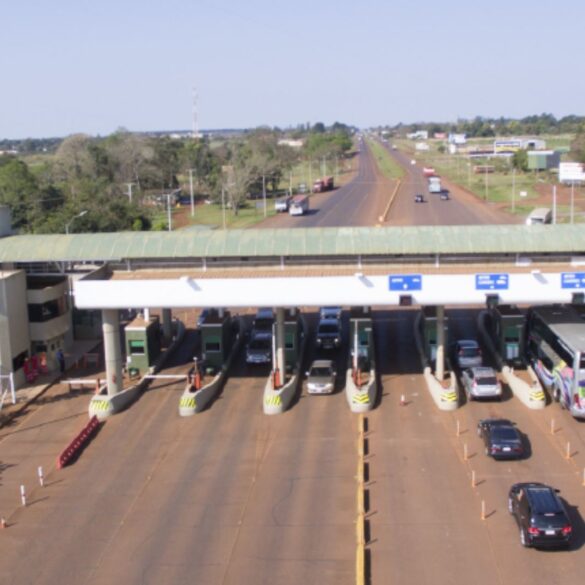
312;176;334;193
428;176;442;193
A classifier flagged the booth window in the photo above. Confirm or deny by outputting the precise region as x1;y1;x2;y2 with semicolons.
129;340;146;355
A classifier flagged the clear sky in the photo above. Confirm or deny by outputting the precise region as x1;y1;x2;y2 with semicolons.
2;0;584;139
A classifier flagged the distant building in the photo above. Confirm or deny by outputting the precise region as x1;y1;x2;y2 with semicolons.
448;133;467;145
277;139;304;149
407;130;428;140
415;142;430;151
433;132;447;139
527;150;560;171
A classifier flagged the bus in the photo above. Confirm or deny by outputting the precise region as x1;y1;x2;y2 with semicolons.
289;195;309;216
524;305;585;418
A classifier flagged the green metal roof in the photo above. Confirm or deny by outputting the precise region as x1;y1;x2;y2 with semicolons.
0;225;584;262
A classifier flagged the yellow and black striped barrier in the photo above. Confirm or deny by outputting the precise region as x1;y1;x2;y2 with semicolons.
441;391;458;402
179;396;196;409
529;390;546;402
264;394;282;407
353;393;370;405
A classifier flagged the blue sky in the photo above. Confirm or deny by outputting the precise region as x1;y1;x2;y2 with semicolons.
2;0;584;138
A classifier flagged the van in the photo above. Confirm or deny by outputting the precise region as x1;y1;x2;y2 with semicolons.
526;208;552;225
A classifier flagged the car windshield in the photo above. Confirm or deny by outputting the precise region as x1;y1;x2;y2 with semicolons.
254;319;273;331
249;338;270;350
319;324;339;334
310;367;332;377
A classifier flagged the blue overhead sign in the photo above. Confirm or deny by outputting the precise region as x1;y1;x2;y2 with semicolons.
389;274;422;291
475;273;509;290
561;272;585;289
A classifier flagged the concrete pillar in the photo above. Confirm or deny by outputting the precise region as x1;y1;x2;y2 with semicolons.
218;308;224;318
143;308;150;322
275;307;285;382
162;308;172;340
102;309;124;396
436;305;445;381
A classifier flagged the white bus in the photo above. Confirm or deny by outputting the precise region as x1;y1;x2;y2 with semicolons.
289;195;309;216
524;305;585;418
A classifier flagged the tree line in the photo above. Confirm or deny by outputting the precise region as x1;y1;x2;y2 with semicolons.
0;123;354;233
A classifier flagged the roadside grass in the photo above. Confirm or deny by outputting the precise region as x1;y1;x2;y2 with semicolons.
366;139;405;179
152;199;278;230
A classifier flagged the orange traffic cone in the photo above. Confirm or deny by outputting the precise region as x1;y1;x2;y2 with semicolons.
400;394;406;406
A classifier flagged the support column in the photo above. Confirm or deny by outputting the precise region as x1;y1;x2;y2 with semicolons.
102;309;124;396
143;308;150;322
162;308;172;340
275;307;286;382
436;305;445;381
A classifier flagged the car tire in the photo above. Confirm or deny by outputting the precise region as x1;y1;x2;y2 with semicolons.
520;529;530;548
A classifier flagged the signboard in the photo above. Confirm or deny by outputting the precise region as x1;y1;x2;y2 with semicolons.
561;272;585;289
475;273;509;290
389;274;422;291
559;162;585;184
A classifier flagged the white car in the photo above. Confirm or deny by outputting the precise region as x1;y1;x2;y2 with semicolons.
306;360;337;395
462;367;502;400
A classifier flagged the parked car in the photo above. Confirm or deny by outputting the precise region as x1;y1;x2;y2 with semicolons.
508;483;572;549
462;366;502;400
319;306;342;320
306;360;337;394
453;339;483;368
245;331;272;365
316;318;342;349
477;419;524;459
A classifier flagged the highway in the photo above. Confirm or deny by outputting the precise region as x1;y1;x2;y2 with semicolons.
3;146;584;585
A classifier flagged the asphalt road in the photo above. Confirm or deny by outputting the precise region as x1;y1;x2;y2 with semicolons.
261;141;394;228
3;310;585;585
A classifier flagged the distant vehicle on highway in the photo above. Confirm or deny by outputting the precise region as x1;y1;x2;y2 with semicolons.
508;483;572;549
439;189;450;200
477;419;524;459
453;339;483;368
306;359;337;395
274;195;292;212
428;176;442;193
462;366;502;400
289;195;309;216
415;194;425;203
525;207;552;225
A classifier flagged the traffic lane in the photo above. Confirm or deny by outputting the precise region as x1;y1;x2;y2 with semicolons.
440;390;585;582
368;374;500;585
384;144;517;226
1;324;356;585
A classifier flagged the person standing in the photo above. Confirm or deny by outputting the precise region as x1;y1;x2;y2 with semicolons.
56;348;65;374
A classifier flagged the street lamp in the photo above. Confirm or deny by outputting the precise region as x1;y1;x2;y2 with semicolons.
65;210;88;234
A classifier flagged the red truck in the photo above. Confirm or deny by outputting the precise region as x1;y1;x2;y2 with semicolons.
312;176;335;193
422;167;436;177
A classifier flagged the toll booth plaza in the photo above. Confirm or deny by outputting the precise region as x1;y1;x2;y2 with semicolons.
199;310;234;374
284;309;302;375
125;315;162;376
420;306;449;365
488;304;526;366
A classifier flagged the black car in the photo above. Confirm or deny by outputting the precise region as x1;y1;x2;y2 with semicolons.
316;318;342;349
415;194;425;203
508;483;572;549
477;419;524;459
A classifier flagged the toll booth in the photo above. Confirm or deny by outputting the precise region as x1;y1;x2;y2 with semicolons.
284;310;301;373
349;309;373;371
488;305;525;365
125;315;162;376
421;306;449;363
200;310;234;373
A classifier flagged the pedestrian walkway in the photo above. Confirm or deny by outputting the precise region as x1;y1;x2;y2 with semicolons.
0;339;103;427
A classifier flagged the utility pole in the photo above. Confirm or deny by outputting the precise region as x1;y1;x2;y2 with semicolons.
221;184;226;229
571;181;575;224
188;168;195;217
552;185;557;224
125;182;136;203
512;166;516;212
262;174;267;218
166;194;172;231
484;168;489;201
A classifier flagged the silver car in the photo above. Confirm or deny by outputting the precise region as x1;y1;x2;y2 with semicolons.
462;367;502;400
306;360;337;395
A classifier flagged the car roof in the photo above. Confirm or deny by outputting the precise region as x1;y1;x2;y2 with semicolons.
469;366;496;376
457;339;479;348
250;330;271;339
255;308;274;318
524;486;564;513
480;418;514;427
310;359;334;368
319;317;340;325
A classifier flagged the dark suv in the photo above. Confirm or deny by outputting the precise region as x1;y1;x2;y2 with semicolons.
508;483;572;549
316;318;342;350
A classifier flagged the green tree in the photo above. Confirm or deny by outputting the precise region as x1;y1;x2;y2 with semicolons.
0;157;39;230
511;149;529;171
